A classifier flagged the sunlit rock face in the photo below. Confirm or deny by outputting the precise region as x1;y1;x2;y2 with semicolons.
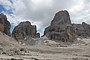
12;21;40;41
44;10;76;42
0;13;11;36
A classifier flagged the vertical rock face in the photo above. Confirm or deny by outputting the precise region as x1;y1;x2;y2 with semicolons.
0;13;11;36
51;10;71;25
44;10;76;42
12;21;40;40
72;22;90;37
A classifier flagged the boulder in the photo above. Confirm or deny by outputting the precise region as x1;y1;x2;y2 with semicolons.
44;10;76;42
0;13;11;36
12;21;40;41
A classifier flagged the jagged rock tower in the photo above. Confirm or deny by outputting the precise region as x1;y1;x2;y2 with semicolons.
44;10;76;42
0;13;11;36
12;21;40;41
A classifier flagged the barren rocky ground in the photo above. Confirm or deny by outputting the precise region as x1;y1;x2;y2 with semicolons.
0;32;90;60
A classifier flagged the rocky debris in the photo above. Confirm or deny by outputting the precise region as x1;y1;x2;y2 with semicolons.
32;38;44;45
0;32;21;53
0;29;90;60
11;58;23;60
24;38;44;45
0;13;11;36
4;48;28;56
72;22;90;38
44;10;76;42
0;47;3;54
36;33;40;38
72;58;88;60
12;21;40;41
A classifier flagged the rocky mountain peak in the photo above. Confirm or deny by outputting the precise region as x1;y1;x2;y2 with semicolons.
0;13;11;36
19;21;31;26
44;10;76;42
12;21;40;41
51;10;71;26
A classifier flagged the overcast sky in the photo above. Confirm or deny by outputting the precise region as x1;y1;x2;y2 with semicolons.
0;0;90;35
